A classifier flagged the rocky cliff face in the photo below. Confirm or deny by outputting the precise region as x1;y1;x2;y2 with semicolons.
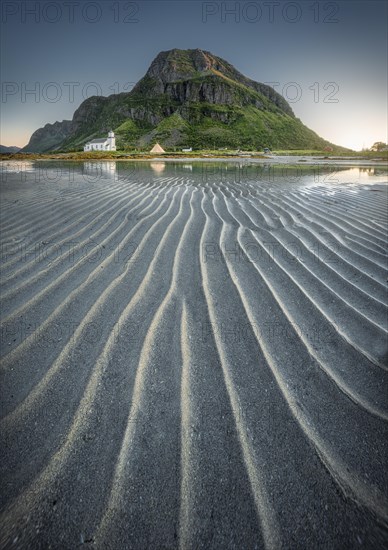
144;49;216;83
23;48;333;152
135;49;294;116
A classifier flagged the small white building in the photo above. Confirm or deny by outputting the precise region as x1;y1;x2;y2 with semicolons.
84;131;116;152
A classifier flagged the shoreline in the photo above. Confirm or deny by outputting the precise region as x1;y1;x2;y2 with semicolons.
1;154;387;167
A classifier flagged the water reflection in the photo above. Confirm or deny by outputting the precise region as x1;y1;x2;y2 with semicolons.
0;161;36;178
82;161;117;179
150;162;166;173
1;160;387;192
358;167;386;176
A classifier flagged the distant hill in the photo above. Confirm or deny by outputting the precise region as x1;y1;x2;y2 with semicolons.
23;48;344;152
0;145;21;153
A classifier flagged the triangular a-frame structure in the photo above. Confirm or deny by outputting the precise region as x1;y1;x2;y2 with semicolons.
150;143;165;153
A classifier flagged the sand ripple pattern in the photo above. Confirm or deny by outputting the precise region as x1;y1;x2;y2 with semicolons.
1;165;387;549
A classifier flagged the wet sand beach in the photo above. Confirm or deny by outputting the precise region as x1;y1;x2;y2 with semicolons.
0;161;387;548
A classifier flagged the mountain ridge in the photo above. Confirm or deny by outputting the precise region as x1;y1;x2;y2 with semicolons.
0;145;21;153
22;48;340;152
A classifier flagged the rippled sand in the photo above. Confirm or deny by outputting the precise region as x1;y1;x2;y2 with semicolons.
1;162;387;548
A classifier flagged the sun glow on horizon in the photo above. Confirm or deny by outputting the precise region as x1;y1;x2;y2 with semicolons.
331;131;388;153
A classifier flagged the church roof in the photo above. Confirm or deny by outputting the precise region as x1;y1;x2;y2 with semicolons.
87;138;108;144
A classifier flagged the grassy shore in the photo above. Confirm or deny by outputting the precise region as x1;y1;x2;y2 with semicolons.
1;149;387;161
1;150;262;161
274;149;388;159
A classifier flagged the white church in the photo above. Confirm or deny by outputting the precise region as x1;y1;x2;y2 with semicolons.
84;131;116;152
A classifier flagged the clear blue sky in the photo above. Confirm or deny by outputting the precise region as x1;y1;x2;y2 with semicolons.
1;0;387;149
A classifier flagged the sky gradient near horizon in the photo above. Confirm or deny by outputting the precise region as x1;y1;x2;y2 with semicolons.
1;0;387;150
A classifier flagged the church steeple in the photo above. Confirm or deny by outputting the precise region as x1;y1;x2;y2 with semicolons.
107;130;116;151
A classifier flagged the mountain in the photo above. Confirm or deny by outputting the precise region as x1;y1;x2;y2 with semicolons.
0;145;21;153
21;121;73;153
22;49;338;152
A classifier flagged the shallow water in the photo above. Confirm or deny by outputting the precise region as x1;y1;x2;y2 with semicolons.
1;159;388;190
